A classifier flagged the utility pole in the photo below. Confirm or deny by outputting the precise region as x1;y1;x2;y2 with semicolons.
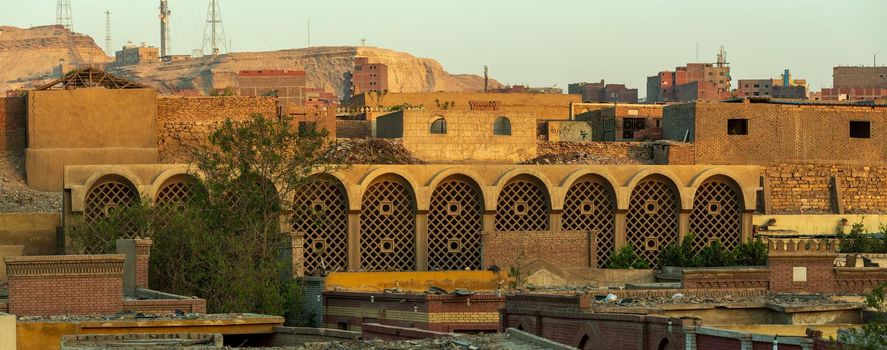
104;10;111;55
307;17;311;47
56;0;73;31
160;0;171;58
361;38;366;47
201;0;228;55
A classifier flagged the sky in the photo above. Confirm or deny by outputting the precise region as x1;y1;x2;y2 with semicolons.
2;0;886;97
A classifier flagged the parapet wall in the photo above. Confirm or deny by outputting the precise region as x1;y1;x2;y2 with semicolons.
763;163;887;214
482;231;591;269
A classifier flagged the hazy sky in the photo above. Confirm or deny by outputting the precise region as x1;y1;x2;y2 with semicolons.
3;0;886;96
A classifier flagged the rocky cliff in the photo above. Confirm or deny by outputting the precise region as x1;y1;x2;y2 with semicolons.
110;46;499;96
0;25;109;92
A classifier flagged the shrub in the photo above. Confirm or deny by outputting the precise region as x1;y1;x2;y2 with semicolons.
839;282;887;349
734;237;768;266
692;240;736;267
607;244;650;269
658;233;697;267
838;222;887;254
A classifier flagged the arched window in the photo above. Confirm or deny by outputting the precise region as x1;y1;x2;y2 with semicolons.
430;117;447;134
493;116;511;136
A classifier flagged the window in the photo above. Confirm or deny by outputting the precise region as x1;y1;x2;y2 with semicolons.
754;84;760;88
850;121;871;138
430;117;447;134
727;119;748;135
493;116;511;136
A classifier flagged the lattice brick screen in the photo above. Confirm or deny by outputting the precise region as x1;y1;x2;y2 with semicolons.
428;179;482;270
495;179;549;231
359;179;416;271
562;177;616;267
292;179;349;275
625;177;679;267
689;180;743;252
82;178;140;252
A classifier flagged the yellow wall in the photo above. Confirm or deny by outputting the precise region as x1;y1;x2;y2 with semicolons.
356;92;579;119
324;271;506;292
754;214;887;235
0;213;59;256
0;313;15;350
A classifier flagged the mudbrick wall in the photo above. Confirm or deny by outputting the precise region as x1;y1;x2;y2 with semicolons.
481;231;591;269
763;164;887;214
336;120;371;138
0;97;26;153
156;96;278;162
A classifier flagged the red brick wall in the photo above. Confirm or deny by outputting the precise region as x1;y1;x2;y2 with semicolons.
6;255;124;316
135;239;152;289
681;268;770;289
696;334;742;349
0;96;26;153
769;256;836;294
834;268;887;294
482;231;590;269
122;298;207;313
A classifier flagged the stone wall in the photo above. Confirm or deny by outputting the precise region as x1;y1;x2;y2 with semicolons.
6;254;124;316
355;92;579;119
156;96;278;162
482;231;590;269
377;110;537;162
0;97;26;154
763;164;887;214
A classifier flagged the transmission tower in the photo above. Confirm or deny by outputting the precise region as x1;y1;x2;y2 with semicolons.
56;0;73;31
160;0;171;57
200;0;228;55
104;10;111;55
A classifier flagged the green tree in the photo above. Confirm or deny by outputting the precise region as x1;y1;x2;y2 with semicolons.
69;114;343;324
839;283;887;349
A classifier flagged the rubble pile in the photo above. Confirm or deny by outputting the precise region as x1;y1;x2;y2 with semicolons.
523;141;653;165
330;138;425;165
0;152;60;212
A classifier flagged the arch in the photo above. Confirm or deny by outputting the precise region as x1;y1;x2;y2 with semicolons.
493;116;511;136
293;175;349;275
428;174;484;270
359;174;417;271
559;168;623;209
154;173;203;206
625;168;688;210
82;174;141;253
625;174;681;267
657;338;672;350
689;175;744;252
495;174;550;231
562;174;617;267
430;117;447;134
688;168;753;210
81;169;143;201
572;322;602;350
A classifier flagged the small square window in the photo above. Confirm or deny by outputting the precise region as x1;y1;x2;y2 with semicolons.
379;201;394;216
379;238;395;253
644;237;659;251
850;121;871;139
727;119;748;135
447;238;462;253
311;239;326;255
446;201;462;216
580;201;595;215
644;200;659;215
513;201;529;216
707;200;721;215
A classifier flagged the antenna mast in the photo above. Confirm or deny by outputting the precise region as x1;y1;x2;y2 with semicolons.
201;0;228;55
104;10;111;55
160;0;171;57
56;0;73;31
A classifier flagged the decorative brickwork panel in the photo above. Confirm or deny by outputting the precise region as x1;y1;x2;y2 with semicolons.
83;177;140;253
495;178;549;231
562;176;616;267
681;267;770;289
292;179;349;275
428;179;482;270
626;177;679;267
482;231;589;268
360;179;416;271
6;255;124;316
689;179;743;252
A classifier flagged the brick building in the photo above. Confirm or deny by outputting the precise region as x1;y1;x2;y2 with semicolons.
823;66;887;101
662;98;887;165
490;85;563;94
568;80;638;103
114;42;159;67
573;102;663;140
343;57;388;103
647;60;731;102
